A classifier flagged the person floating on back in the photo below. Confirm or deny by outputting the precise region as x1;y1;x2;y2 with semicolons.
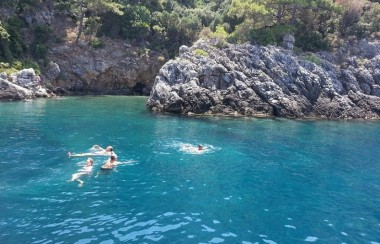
68;145;117;159
70;158;94;186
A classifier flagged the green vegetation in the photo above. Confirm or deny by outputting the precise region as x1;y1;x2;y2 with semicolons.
68;0;125;44
0;59;40;75
303;54;323;65
194;49;209;57
31;25;52;62
0;22;12;62
90;38;105;49
0;0;380;73
0;17;27;62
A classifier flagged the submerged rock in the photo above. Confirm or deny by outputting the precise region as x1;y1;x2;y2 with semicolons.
147;39;380;119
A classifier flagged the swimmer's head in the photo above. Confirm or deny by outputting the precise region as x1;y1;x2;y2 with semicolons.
198;144;203;150
110;155;116;161
87;158;94;165
106;146;113;152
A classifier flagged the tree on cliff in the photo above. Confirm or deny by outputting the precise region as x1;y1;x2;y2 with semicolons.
226;0;339;50
72;0;124;44
0;22;12;61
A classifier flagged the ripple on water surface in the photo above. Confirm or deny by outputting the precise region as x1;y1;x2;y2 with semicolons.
0;97;380;243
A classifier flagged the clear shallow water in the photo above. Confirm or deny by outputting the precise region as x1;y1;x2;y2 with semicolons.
0;96;379;244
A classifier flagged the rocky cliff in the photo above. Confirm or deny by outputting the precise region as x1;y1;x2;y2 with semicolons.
45;39;166;96
0;1;166;99
147;39;380;119
0;39;166;101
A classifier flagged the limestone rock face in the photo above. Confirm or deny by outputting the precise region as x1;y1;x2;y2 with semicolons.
0;69;50;101
147;39;380;119
21;0;54;26
283;34;295;50
46;39;166;96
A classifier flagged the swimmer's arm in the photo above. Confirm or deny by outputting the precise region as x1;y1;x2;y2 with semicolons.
91;145;105;151
68;152;108;157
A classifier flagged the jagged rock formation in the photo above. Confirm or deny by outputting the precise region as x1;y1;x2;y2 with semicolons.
147;39;380;119
0;69;51;101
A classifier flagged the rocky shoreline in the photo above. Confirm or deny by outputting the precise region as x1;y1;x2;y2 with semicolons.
147;39;380;119
2;38;380;120
0;38;166;101
0;68;51;101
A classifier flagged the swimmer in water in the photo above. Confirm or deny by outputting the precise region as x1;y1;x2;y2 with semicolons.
198;144;203;151
101;155;118;169
70;158;94;186
68;145;117;159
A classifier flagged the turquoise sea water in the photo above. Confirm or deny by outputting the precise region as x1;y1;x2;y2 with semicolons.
0;96;379;244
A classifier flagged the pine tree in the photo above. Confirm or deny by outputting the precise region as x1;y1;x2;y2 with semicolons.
72;0;124;44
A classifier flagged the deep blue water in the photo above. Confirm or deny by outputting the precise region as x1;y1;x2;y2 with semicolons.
0;96;379;244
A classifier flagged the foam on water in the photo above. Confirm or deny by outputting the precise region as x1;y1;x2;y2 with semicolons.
167;141;220;155
305;236;318;242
